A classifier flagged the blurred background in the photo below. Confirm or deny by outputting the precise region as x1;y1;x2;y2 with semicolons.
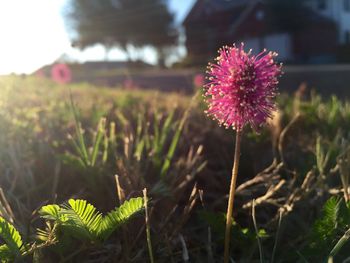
2;1;350;262
1;0;350;96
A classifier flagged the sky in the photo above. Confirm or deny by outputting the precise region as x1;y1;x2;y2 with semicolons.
0;0;195;75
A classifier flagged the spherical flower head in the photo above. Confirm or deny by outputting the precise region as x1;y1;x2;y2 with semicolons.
204;43;282;131
193;73;205;87
51;63;72;84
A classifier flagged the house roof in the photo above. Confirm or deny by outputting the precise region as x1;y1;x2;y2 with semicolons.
228;0;259;35
34;60;153;75
184;0;335;36
80;61;153;70
183;0;254;25
205;0;249;10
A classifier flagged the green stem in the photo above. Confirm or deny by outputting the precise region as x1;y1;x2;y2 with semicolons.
252;200;264;263
328;228;350;259
224;131;242;263
143;188;155;263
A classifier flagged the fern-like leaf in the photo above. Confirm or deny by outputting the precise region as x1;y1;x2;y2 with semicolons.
0;245;13;262
313;197;340;240
100;197;144;240
60;199;102;241
0;217;23;259
39;204;63;221
38;198;144;243
305;197;345;260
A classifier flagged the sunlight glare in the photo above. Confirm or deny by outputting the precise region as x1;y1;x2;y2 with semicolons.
0;0;69;75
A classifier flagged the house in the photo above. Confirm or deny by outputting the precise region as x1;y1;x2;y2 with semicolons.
34;60;153;80
308;0;350;44
183;0;350;64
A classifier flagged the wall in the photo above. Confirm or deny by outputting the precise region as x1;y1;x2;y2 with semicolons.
310;0;350;44
243;34;292;61
280;64;350;97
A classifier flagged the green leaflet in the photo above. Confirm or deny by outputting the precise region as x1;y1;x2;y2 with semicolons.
0;217;23;261
39;197;144;242
305;197;350;261
39;204;62;221
100;197;144;240
61;199;103;241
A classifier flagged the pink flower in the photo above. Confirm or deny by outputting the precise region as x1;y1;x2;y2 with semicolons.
36;69;45;78
51;63;72;84
123;79;137;90
204;43;282;131
193;73;205;87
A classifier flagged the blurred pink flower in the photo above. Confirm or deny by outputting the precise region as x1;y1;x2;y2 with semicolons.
51;63;72;84
123;79;137;90
193;73;205;87
36;69;45;78
204;43;282;131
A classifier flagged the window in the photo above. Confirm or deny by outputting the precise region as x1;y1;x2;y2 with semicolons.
318;0;326;10
346;31;350;44
255;10;265;21
345;0;350;11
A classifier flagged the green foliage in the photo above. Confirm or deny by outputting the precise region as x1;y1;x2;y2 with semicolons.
315;133;340;175
65;94;108;169
0;217;24;262
312;197;341;244
61;199;103;241
3;76;350;261
0;245;13;263
306;197;350;261
39;204;62;221
160;108;187;177
337;138;350;201
39;197;144;243
199;211;268;259
130;107;189;179
63;101;196;191
66;0;178;64
100;197;144;240
0;197;143;261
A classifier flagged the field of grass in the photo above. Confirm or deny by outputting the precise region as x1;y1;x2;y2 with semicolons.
1;75;350;262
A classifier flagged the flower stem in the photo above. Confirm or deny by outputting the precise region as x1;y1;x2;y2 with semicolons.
143;188;155;263
224;130;242;263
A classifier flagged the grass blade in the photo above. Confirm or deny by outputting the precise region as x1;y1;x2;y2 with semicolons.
271;211;282;263
328;228;350;259
252;200;264;263
143;188;154;263
91;118;106;166
69;90;90;165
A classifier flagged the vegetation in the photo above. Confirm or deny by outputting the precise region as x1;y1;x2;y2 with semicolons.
0;198;144;262
1;75;350;261
66;0;178;64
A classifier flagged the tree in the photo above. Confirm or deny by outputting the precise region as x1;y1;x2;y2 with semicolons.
66;0;178;65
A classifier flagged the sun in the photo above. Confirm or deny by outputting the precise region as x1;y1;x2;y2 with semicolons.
0;0;70;75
